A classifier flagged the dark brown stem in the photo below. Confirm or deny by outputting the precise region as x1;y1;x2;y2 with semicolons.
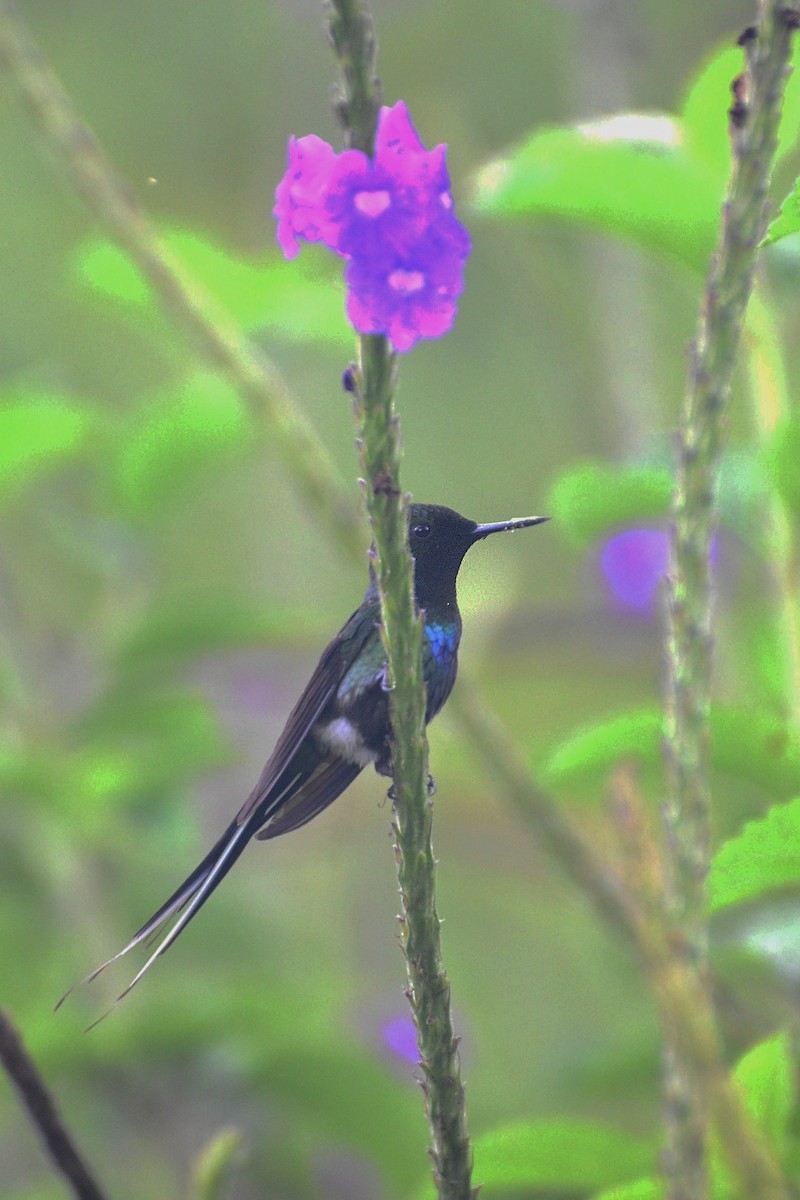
0;1010;109;1200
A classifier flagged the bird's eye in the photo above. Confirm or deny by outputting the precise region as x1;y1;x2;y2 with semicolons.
412;523;431;539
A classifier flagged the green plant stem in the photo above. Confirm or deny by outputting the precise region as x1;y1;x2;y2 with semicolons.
326;0;382;154
326;3;474;1193
0;0;360;560
611;770;788;1200
0;0;678;1125
664;7;797;1197
354;342;474;1199
0;0;636;979
0;1010;109;1200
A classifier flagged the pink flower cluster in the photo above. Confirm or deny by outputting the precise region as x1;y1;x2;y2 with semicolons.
274;102;471;353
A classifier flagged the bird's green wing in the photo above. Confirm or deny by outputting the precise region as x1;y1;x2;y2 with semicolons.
256;756;362;839
235;599;380;827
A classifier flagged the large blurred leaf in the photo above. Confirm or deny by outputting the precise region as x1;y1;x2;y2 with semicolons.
473;36;800;271
112;371;252;518
424;1118;656;1199
472;117;722;271
544;708;662;784
64;689;233;819
547;462;672;549
710;1032;794;1198
680;45;742;180
548;453;767;551
112;595;322;677
593;1182;662;1200
260;1043;427;1194
733;1031;793;1152
763;414;800;513
0;393;92;503
710;796;800;912
544;706;800;800
76;228;348;343
595;1035;792;1200
683;40;800;181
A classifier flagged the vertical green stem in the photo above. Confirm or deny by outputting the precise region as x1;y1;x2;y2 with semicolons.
663;7;797;1197
326;3;474;1194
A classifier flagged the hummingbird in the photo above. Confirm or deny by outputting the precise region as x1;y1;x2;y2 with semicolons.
64;503;546;1010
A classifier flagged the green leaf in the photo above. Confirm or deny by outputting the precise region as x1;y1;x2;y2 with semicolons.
473;36;800;267
112;371;252;517
682;39;800;180
0;393;92;501
67;689;233;815
763;415;800;512
734;1031;793;1151
593;1180;662;1200
414;1119;654;1200
472;1118;655;1194
680;45;742;180
764;184;800;247
472;117;722;270
711;797;800;912
112;596;318;677
711;1032;794;1197
191;1127;244;1200
76;229;348;343
544;706;800;800
710;708;800;797
543;708;662;785
547;461;672;549
762;188;800;247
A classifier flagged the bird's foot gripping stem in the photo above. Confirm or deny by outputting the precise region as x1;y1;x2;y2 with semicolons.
385;772;436;802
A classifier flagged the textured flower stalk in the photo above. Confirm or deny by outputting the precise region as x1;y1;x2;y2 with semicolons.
324;2;475;1195
663;7;798;1197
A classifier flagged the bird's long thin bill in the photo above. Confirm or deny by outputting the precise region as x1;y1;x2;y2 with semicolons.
473;515;549;539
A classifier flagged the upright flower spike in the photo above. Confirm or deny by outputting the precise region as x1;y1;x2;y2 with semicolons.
273;101;471;352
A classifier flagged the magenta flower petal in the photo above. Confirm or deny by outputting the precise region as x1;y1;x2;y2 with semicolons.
375;101;426;158
273;100;471;351
274;135;367;257
344;219;469;352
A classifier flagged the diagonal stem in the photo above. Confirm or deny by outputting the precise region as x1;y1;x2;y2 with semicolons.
0;0;360;558
0;1010;109;1200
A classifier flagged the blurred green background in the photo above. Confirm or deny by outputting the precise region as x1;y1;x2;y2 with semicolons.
4;1;799;1198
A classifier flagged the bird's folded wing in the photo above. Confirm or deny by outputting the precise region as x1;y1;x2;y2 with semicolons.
256;756;362;839
235;602;378;827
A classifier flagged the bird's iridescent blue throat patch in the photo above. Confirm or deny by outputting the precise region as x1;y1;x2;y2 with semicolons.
425;621;459;665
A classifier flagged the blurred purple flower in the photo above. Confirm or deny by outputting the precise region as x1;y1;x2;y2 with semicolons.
273;101;470;352
382;1014;418;1064
600;527;722;615
600;528;669;613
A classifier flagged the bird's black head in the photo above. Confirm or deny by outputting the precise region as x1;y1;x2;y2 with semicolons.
408;503;548;609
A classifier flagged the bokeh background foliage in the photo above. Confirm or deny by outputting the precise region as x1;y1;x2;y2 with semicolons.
3;1;800;1197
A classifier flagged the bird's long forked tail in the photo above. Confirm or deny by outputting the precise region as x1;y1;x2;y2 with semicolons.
57;771;303;1027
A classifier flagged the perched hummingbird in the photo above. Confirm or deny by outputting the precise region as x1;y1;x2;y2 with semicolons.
66;503;546;1009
